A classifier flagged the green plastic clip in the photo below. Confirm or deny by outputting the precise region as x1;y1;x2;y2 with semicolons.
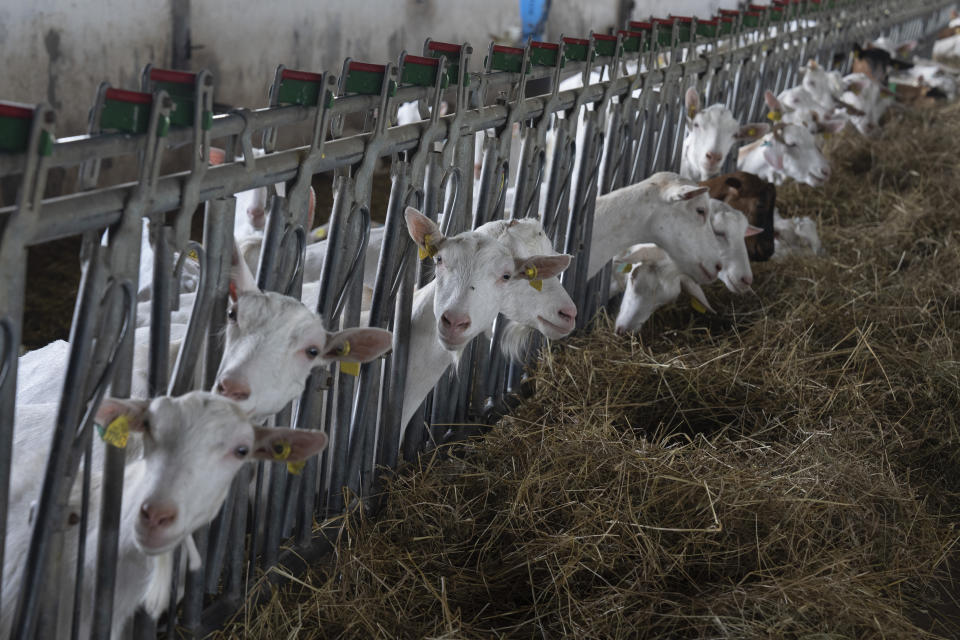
277;68;326;107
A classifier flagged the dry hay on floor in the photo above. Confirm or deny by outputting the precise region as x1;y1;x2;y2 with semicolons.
211;103;960;639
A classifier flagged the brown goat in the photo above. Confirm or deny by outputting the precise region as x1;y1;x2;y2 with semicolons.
701;171;776;262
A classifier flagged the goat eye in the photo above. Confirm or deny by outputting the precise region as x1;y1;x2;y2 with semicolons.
502;273;511;281
305;346;320;359
715;231;727;240
227;305;238;322
696;207;707;217
435;256;443;266
234;445;249;459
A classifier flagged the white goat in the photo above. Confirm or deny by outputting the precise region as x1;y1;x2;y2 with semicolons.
711;203;762;294
3;392;328;640
588;172;726;287
680;88;769;181
766;89;847;140
772;210;823;258
399;207;572;429
737;122;831;187
611;244;714;334
19;253;393;425
840;73;891;137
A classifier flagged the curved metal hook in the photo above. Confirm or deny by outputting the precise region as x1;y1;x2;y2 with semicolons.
492;162;509;222
545;138;576;241
332;204;371;321
520;149;546;219
75;279;135;440
438;166;461;235
171;241;205;312
0;318;13;393
281;225;308;297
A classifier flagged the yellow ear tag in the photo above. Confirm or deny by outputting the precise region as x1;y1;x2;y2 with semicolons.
187;249;200;264
767;110;782;122
747;128;756;137
418;233;438;261
337;340;361;376
690;296;708;314
823;131;833;140
96;415;130;449
286;460;306;475
688;105;697;119
619;262;633;274
312;226;328;241
524;266;543;291
272;440;292;461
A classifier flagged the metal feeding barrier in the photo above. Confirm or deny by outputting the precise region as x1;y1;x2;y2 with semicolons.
0;0;952;637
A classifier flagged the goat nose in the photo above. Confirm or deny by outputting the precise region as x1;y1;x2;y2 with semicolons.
441;312;471;334
140;502;177;529
216;377;251;402
741;274;753;286
705;152;722;164
558;305;578;323
615;325;627;335
715;263;723;274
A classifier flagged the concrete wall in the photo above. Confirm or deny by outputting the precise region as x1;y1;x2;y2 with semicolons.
189;0;623;111
1;2;171;136
0;1;729;138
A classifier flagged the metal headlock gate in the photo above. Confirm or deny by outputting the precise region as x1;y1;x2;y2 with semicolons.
0;0;952;637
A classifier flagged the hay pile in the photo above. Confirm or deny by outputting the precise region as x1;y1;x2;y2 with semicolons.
213;102;960;639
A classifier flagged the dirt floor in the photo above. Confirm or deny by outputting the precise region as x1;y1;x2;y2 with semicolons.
208;101;960;639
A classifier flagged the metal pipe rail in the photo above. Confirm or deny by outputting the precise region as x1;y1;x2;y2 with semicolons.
0;0;952;638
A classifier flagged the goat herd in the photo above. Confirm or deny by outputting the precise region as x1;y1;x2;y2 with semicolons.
5;18;960;639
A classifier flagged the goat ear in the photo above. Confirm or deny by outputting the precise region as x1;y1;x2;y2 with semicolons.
735;122;769;141
744;224;764;238
252;427;329;463
679;276;716;314
723;186;740;202
807;58;819;70
439;100;450;117
897;40;917;56
95;398;151;432
821;118;846;134
229;241;259;300
323;327;393;363
763;148;785;171
673;186;709;202
684;87;700;120
618;244;663;265
404;207;444;254
209;147;227;166
723;176;743;191
515;254;572;281
764;90;781;112
844;76;869;95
